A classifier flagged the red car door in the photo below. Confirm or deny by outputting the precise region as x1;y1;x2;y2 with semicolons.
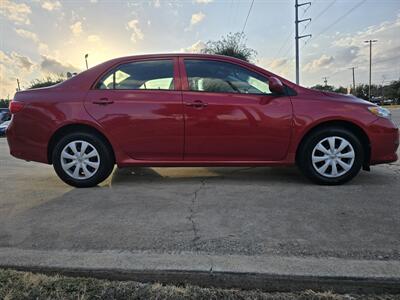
179;57;293;161
85;58;184;161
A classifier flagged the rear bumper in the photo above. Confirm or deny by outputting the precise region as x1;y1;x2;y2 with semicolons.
6;117;49;164
368;118;399;165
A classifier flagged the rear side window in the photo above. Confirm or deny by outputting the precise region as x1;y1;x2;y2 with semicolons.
96;60;174;90
184;59;272;95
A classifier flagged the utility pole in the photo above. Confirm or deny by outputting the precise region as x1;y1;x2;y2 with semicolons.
85;53;89;70
364;40;377;101
295;0;311;85
322;77;328;87
381;75;386;99
349;67;357;94
16;78;21;91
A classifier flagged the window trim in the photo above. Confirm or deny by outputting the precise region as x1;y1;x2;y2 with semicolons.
92;58;179;92
180;57;290;97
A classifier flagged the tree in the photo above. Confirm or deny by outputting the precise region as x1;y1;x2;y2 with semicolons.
311;84;335;92
29;75;65;89
311;84;348;94
0;99;10;108
334;86;347;94
201;32;257;62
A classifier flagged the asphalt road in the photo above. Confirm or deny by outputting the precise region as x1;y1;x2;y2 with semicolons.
0;110;399;261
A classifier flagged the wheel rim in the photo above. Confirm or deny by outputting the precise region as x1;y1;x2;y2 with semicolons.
311;136;355;178
60;140;100;180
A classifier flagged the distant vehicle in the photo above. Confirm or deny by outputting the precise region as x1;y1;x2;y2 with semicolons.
0;120;10;136
370;97;383;105
383;99;394;105
0;108;11;124
6;53;399;187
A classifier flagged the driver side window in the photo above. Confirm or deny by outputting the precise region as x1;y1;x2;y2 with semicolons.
184;60;272;94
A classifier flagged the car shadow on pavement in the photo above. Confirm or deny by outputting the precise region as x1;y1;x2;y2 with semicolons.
108;165;398;187
109;166;311;186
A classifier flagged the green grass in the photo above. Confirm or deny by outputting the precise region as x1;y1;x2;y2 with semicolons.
1;268;399;300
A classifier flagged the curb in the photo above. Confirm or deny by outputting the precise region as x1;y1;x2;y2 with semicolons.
1;248;400;294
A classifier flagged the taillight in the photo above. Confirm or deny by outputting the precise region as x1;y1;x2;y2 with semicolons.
9;101;25;114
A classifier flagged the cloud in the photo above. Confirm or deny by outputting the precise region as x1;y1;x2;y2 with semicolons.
70;21;83;36
88;35;100;42
1;50;34;71
40;56;80;74
325;14;400;81
195;0;213;3
15;28;50;55
38;43;50;55
270;58;288;69
127;19;144;43
0;55;17;97
40;0;62;11
152;0;161;8
185;12;205;31
180;40;206;53
15;28;39;43
257;57;293;78
0;50;36;97
335;46;360;64
11;52;34;71
90;0;98;3
190;12;205;26
303;55;334;72
0;0;31;25
0;51;12;65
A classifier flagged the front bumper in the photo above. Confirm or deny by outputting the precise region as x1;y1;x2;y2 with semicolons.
368;118;399;165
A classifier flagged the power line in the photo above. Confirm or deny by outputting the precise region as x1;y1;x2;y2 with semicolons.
312;0;337;23
241;0;255;34
374;55;400;65
311;0;366;42
273;30;293;60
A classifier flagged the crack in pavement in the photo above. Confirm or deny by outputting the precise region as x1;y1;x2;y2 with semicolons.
187;179;206;244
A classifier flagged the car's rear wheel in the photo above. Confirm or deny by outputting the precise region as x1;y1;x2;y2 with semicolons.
297;127;364;185
52;132;114;187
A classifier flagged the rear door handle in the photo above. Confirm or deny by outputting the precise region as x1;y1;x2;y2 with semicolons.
185;100;208;108
92;98;114;105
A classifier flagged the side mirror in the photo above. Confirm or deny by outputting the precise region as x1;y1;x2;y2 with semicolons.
269;77;285;95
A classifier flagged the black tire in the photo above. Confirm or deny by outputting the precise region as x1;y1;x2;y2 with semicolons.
297;127;364;185
52;132;114;187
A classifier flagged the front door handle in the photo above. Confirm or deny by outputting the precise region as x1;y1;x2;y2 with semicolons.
92;98;114;105
185;100;208;109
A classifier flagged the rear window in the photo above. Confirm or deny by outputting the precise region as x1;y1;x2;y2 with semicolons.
96;60;174;90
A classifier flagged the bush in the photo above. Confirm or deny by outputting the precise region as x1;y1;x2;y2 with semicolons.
29;76;65;89
201;32;257;62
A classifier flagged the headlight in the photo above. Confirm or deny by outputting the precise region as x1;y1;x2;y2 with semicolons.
367;106;391;120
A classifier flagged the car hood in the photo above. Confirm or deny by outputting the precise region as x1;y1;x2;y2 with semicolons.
300;87;375;106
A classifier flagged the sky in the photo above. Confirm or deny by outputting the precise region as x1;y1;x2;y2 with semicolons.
0;0;399;98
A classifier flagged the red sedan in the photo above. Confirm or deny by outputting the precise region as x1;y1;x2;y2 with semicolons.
6;54;399;187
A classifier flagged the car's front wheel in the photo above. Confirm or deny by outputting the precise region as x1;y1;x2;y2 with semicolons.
297;127;364;185
52;132;114;187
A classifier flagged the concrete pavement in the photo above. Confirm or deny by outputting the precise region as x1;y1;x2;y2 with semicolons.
0;109;399;293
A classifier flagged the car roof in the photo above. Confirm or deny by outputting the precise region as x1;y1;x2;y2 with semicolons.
116;53;242;60
104;53;258;68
